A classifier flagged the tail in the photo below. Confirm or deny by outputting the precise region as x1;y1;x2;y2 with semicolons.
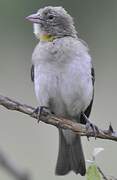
55;129;86;176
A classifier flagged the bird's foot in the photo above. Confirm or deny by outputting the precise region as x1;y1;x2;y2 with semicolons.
86;120;99;140
81;113;99;140
32;106;51;123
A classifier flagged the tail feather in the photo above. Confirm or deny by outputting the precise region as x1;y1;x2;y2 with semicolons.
55;129;70;175
69;137;86;175
55;129;86;176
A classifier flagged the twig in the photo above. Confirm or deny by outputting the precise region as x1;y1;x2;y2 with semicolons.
97;166;108;180
97;166;117;180
0;150;30;180
0;95;117;141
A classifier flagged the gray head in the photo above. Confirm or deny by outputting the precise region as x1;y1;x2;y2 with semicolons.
26;6;77;39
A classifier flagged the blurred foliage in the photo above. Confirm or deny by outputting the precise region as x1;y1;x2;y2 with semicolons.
86;164;101;180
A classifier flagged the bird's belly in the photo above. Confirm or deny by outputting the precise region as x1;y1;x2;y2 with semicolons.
49;77;93;118
34;64;93;118
34;66;67;116
60;75;93;117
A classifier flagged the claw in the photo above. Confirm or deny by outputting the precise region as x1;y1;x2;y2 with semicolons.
32;106;50;123
108;123;114;133
81;113;99;140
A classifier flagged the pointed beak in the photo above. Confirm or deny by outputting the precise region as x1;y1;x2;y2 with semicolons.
25;13;40;23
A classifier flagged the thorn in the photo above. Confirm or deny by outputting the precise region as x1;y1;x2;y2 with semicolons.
108;123;114;133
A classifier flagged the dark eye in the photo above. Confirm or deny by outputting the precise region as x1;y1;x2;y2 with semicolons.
48;15;54;20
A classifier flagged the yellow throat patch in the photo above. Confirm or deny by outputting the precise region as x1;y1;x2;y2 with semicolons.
40;34;55;42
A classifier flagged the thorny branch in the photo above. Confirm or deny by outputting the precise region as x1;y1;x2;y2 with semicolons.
0;94;117;179
0;94;117;142
97;166;117;180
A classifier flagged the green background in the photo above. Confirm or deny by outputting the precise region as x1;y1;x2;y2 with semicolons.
0;0;117;179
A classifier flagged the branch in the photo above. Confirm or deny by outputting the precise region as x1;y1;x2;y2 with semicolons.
97;166;108;180
0;95;117;142
0;150;31;180
97;166;117;180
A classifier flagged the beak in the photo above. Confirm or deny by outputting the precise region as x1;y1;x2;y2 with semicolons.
25;13;40;23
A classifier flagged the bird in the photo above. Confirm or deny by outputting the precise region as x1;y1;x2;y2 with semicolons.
26;6;95;176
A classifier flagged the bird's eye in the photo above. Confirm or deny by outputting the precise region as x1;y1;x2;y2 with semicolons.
48;15;54;20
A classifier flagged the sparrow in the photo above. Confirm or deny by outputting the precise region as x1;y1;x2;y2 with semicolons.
26;6;95;176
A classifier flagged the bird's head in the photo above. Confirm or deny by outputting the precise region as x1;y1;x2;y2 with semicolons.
26;6;77;41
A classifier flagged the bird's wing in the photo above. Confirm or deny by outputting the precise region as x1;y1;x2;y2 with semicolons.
80;67;95;123
91;66;95;86
31;64;34;82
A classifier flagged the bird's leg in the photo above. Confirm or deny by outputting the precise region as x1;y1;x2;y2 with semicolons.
81;112;99;140
32;106;51;123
